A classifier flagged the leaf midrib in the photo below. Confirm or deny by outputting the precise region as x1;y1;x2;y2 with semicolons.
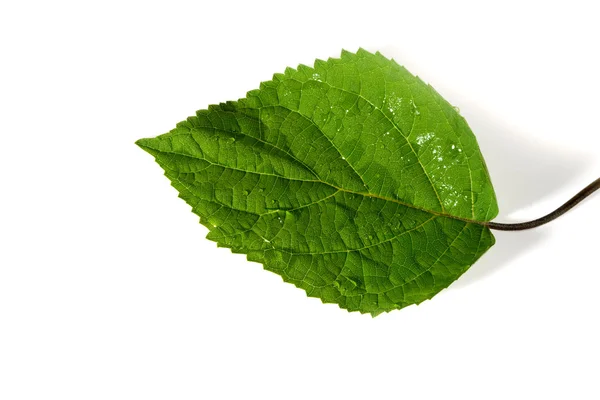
140;141;490;228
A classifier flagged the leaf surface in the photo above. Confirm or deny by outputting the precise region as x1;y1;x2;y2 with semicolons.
137;49;499;315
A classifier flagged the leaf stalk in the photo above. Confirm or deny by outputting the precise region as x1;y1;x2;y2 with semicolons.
486;177;600;231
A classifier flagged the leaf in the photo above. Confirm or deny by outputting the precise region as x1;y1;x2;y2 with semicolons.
137;49;499;316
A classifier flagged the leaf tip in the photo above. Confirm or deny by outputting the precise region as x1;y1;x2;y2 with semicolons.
135;137;149;149
135;138;158;156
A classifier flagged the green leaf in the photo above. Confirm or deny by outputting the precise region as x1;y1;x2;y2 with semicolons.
137;49;499;316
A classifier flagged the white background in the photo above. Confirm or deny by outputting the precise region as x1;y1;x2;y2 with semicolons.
1;1;599;399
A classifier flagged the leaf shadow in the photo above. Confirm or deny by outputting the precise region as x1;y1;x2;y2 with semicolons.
453;229;546;288
450;105;593;287
378;46;592;285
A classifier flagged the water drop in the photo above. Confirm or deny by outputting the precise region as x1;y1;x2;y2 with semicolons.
242;190;249;195
415;132;434;145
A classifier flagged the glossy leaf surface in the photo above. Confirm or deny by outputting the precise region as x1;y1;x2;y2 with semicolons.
137;49;499;315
